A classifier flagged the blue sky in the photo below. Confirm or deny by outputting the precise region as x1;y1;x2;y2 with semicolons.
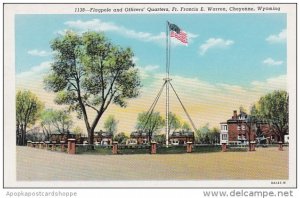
15;14;287;131
16;14;286;86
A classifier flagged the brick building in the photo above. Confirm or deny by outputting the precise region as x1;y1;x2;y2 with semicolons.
94;130;113;145
220;110;276;145
130;131;149;144
50;130;76;142
169;131;195;145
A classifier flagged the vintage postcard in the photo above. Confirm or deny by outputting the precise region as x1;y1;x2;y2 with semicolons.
3;3;297;188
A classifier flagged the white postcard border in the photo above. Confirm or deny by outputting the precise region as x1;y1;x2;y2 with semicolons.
3;3;297;188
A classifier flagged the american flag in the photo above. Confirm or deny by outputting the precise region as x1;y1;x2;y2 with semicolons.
169;23;188;45
170;30;188;45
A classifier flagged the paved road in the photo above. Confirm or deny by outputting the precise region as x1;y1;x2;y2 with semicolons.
17;146;288;181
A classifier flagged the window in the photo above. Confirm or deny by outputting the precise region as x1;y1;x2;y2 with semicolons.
222;134;228;140
242;125;246;130
142;139;148;144
237;126;241;131
221;125;228;131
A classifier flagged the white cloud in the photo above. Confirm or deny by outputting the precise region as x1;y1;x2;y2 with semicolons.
217;83;246;93
251;75;286;91
137;65;160;79
64;19;198;46
16;61;51;79
263;58;283;66
266;29;286;43
16;62;67;118
143;65;159;71
187;32;199;39
27;49;51;57
65;19;118;32
199;38;234;55
65;19;163;43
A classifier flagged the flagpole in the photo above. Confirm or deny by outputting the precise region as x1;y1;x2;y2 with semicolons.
166;21;170;147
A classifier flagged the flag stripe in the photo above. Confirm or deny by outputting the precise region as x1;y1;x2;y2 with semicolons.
170;30;188;45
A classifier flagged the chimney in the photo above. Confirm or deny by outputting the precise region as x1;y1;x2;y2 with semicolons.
232;110;237;119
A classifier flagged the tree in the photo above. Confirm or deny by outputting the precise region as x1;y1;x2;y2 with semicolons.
114;132;129;144
210;127;220;144
182;122;191;131
251;90;288;142
239;105;247;114
104;115;118;137
44;31;141;146
73;126;84;143
16;90;43;145
168;112;181;134
52;110;73;134
27;126;44;142
153;134;166;144
243;115;257;151
196;125;221;144
196;123;210;143
73;126;83;135
40;109;54;140
136;112;164;142
41;109;73;140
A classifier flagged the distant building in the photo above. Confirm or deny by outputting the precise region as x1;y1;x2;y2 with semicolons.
220;122;229;145
130;131;149;144
126;138;138;145
50;130;76;142
94;130;113;145
220;110;277;145
169;131;194;145
128;130;194;145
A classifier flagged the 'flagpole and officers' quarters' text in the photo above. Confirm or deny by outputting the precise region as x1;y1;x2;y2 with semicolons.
75;5;281;14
